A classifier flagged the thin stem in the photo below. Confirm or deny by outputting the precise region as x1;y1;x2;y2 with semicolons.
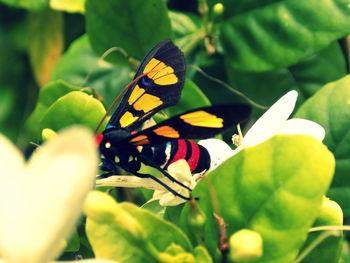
190;64;268;110
294;231;336;263
81;46;128;88
309;225;350;232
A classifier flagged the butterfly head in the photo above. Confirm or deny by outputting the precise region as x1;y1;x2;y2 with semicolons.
96;129;140;172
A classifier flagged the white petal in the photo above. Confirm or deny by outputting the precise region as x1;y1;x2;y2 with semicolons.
198;139;234;171
167;159;192;182
151;160;192;206
158;191;187;206
0;127;98;263
243;90;298;147
280;118;326;141
151;189;168;200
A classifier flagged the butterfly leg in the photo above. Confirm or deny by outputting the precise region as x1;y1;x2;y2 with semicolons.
139;154;192;192
96;171;114;179
133;171;191;200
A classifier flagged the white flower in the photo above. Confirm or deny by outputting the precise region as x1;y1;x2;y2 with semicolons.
148;159;196;206
97;90;325;206
0;127;101;263
96;160;195;207
199;90;325;169
240;90;325;147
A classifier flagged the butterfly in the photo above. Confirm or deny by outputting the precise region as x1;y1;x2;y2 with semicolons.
95;39;251;199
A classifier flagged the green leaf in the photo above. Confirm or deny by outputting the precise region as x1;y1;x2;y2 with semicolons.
0;0;48;10
0;11;34;141
169;11;200;37
299;198;343;263
26;80;82;139
225;42;347;107
50;0;85;13
28;9;63;86
288;42;347;98
341;241;350;263
221;0;350;71
64;228;80;252
50;35;131;106
141;200;166;217
166;79;211;117
40;91;107;132
193;246;213;263
295;75;350;216
168;11;202;54
0;87;15;123
182;135;335;262
86;201;193;263
85;0;173;65
300;233;342;263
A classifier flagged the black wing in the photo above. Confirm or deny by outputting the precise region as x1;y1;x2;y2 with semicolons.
106;39;186;131
123;104;252;146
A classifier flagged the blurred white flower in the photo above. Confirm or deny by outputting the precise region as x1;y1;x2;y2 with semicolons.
0;127;102;263
200;90;325;170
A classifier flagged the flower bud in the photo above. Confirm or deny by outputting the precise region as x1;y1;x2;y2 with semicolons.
213;3;224;16
198;0;209;15
315;197;343;226
187;199;206;231
42;128;57;141
159;243;195;262
83;190;118;223
229;229;263;262
188;206;206;230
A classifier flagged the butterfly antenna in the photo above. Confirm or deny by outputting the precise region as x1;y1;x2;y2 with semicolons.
94;69;162;133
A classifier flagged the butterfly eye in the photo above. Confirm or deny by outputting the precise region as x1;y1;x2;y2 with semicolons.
105;142;111;149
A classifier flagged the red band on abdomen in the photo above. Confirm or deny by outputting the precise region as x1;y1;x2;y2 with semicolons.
187;140;200;171
168;139;187;166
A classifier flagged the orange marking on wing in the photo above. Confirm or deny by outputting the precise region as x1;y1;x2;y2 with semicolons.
153;126;180;138
129;135;150;145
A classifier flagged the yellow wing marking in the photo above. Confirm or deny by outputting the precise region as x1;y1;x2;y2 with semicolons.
119;111;139;128
128;85;145;105
154;74;178;85
180;111;224;128
153;126;180;138
129;135;150;145
143;58;178;85
133;93;163;112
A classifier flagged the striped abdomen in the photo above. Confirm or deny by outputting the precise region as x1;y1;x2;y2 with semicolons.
141;139;211;174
